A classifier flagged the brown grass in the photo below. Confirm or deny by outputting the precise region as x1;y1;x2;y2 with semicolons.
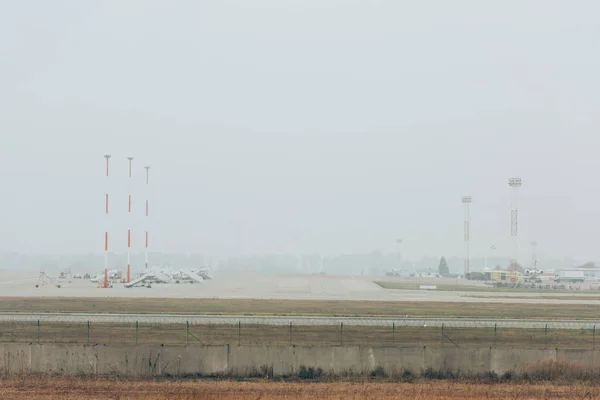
2;297;600;319
0;321;594;348
0;376;596;399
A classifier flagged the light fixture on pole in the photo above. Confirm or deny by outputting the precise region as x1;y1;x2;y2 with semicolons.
462;196;472;276
508;177;522;283
396;239;403;269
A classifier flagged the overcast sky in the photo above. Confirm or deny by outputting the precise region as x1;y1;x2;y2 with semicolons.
1;1;599;262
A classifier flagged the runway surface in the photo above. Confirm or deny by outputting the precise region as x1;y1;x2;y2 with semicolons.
0;312;596;329
2;269;600;305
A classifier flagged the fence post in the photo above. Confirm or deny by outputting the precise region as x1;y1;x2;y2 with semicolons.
289;322;292;346
87;321;90;345
136;321;139;345
238;321;241;346
392;322;395;345
340;322;343;346
37;320;40;344
594;325;596;350
545;324;548;349
186;321;189;345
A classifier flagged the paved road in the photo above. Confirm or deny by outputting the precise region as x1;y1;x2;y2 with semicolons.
4;271;600;304
0;312;598;329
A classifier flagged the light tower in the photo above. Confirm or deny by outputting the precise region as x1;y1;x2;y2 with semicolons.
103;154;111;289
126;157;134;283
396;239;403;269
485;245;496;270
531;241;538;270
508;177;522;283
144;166;150;270
462;196;472;276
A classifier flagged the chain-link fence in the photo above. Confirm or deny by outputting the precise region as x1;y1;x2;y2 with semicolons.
1;320;599;349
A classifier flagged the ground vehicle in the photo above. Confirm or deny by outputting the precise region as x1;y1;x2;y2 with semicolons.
554;270;585;283
385;268;402;276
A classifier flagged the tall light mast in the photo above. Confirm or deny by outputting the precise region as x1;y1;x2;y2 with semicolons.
396;239;403;270
144;166;150;270
508;177;522;283
462;196;472;276
485;245;496;270
531;241;538;270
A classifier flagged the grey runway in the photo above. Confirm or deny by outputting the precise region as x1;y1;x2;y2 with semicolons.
2;270;600;305
0;312;597;329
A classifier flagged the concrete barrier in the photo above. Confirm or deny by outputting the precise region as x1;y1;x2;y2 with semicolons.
1;344;599;377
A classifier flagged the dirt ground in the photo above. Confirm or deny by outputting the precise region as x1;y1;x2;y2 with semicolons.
0;377;596;400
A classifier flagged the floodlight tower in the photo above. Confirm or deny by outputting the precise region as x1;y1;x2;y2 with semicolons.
126;157;134;283
462;196;472;276
531;241;538;270
103;154;111;289
485;245;496;270
396;239;403;269
144;166;150;270
508;177;522;283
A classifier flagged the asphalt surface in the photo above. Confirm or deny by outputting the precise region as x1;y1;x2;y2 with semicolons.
0;312;597;329
2;269;600;305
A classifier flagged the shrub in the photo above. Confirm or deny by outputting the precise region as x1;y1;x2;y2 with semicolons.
298;366;323;380
522;360;596;382
421;368;451;379
369;366;387;378
401;368;415;381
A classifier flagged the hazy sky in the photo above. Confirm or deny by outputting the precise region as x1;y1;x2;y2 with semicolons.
1;1;599;262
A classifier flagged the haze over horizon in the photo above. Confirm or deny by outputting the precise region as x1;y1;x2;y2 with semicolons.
1;1;599;261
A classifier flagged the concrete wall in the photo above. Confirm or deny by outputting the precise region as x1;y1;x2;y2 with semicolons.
1;344;598;377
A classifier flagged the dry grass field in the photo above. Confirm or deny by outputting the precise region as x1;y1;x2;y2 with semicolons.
0;377;596;400
2;297;600;319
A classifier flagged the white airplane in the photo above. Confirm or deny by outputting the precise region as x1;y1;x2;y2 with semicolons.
89;269;121;282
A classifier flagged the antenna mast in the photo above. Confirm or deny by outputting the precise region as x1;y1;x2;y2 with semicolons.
103;154;111;288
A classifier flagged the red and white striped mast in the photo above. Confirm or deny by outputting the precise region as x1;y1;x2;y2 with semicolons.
103;154;111;289
144;166;150;270
126;157;134;283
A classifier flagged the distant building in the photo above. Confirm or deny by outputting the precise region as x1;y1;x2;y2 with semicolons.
489;270;524;283
554;268;600;282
